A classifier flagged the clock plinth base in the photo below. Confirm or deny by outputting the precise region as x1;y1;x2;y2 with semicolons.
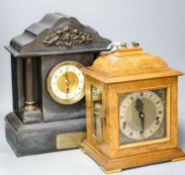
81;140;185;173
5;112;86;156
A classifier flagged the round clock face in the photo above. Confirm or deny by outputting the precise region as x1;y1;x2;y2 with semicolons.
47;61;85;105
120;90;164;141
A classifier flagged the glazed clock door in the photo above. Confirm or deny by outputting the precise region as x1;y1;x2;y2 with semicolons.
119;89;167;144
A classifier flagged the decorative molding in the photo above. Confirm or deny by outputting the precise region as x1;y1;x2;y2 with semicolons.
43;25;92;47
8;13;111;57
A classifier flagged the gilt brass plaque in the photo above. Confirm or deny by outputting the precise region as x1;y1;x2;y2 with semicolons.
56;132;86;149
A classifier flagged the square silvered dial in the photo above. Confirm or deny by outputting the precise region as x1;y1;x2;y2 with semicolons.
119;89;166;145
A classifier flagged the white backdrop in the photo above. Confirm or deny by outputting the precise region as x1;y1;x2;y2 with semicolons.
0;0;185;175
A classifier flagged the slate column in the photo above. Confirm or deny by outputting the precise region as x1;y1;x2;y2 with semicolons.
22;57;41;123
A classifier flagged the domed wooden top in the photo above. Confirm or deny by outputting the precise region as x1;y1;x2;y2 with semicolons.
92;47;168;76
82;43;183;83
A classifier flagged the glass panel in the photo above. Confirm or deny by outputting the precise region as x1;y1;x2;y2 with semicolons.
91;86;103;140
119;89;167;145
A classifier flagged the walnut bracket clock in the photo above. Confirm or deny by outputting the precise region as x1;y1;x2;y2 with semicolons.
80;42;185;173
5;13;111;156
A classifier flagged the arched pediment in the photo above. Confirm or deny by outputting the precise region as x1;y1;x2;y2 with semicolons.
6;13;111;57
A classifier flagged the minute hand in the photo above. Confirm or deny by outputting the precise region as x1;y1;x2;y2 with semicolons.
135;98;145;131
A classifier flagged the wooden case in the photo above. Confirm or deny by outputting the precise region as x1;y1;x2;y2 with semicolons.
81;45;185;173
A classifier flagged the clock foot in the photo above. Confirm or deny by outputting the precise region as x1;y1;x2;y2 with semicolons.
171;157;185;162
100;167;122;174
79;146;86;154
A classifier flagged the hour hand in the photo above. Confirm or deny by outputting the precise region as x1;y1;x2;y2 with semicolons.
135;98;144;113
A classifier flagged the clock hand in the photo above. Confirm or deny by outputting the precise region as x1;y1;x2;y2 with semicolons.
139;111;145;132
135;98;145;132
65;67;70;93
135;98;144;112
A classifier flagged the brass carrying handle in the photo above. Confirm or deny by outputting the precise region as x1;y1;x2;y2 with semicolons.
100;41;140;55
100;42;127;55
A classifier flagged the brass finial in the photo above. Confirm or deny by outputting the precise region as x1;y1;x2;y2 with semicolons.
132;41;140;47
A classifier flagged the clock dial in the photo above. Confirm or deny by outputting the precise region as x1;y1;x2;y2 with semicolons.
120;89;166;144
47;61;85;105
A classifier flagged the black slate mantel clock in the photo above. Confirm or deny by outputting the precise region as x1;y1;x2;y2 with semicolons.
5;12;111;156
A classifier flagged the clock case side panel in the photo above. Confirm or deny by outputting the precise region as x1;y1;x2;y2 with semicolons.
41;53;95;122
83;75;94;143
108;77;181;158
81;75;111;156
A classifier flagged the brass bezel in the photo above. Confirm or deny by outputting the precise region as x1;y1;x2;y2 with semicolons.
47;60;85;105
